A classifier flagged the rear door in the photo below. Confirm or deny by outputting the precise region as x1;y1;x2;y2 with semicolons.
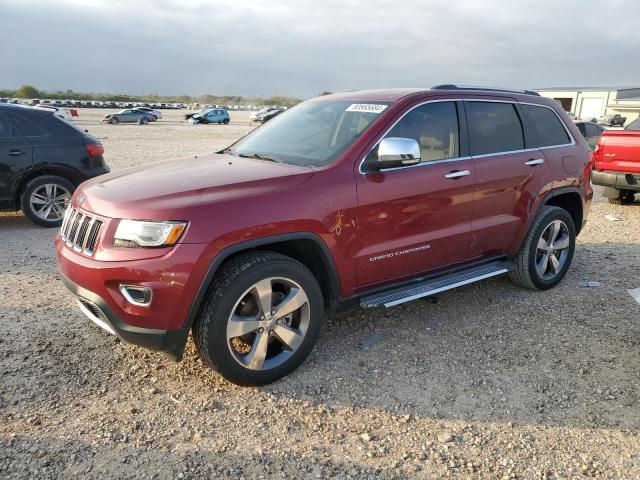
355;99;476;288
464;98;552;258
0;111;33;207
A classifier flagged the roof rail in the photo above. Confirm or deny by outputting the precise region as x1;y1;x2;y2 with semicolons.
432;84;540;96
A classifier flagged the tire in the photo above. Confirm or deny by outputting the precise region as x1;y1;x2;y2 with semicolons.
509;205;576;290
223;118;230;125
141;117;149;125
20;175;74;227
608;190;635;205
151;115;157;121
193;251;324;386
109;117;119;125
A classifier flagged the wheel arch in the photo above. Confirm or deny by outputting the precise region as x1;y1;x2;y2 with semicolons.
184;232;341;332
11;165;83;209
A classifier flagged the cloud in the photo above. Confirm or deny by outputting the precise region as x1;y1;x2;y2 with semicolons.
1;0;639;97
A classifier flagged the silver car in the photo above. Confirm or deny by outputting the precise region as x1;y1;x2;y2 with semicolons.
103;109;155;125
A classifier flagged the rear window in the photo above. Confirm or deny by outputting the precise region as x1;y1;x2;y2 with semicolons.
626;118;640;131
520;104;571;148
466;101;524;156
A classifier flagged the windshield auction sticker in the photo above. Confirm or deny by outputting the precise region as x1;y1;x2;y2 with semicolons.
346;104;388;114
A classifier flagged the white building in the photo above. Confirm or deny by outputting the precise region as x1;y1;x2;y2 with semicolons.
536;87;640;124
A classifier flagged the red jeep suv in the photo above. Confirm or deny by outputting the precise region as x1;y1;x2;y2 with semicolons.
56;86;593;385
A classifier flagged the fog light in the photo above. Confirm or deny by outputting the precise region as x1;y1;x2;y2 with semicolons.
119;285;152;307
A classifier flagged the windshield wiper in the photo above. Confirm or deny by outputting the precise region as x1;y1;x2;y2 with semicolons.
238;153;281;163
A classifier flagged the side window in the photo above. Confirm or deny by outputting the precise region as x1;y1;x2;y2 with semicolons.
576;123;586;136
520;104;571;148
9;113;49;137
385;101;459;162
585;123;601;138
466;101;524;155
0;112;15;138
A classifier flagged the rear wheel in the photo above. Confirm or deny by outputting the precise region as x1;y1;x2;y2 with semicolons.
509;206;576;290
141;117;149;125
608;190;635;205
21;175;74;227
194;251;324;386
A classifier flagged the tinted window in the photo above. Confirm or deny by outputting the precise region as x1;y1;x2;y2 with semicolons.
384;101;459;162
10;112;49;137
626;118;640;131
0;112;14;138
466;102;524;155
585;123;602;137
520;104;571;148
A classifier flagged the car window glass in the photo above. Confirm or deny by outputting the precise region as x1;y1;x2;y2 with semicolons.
0;112;15;138
383;101;459;162
576;123;586;136
626;118;640;131
10;113;49;137
585;123;600;137
520;104;570;148
466;101;524;155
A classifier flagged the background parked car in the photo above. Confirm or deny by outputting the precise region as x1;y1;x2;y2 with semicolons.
191;109;230;124
250;107;285;123
103;109;155;125
184;109;205;120
34;105;78;121
575;121;605;150
0;104;109;226
136;107;162;120
599;113;626;127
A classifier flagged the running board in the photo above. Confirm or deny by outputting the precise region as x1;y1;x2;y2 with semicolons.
360;261;513;308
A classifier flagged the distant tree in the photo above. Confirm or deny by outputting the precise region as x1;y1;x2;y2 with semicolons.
318;91;333;96
15;85;40;98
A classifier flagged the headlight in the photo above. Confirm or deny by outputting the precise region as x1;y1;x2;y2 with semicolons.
114;220;187;247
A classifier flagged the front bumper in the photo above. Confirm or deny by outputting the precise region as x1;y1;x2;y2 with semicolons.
56;235;212;360
591;170;640;192
60;272;189;360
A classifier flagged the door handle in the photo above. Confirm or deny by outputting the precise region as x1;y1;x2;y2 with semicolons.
444;170;471;179
524;158;544;166
8;150;25;156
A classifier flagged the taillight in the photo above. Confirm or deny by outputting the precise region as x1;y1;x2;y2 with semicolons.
592;139;604;170
70;109;78;117
86;143;104;157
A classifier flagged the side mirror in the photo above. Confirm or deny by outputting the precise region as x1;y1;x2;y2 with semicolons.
371;137;421;170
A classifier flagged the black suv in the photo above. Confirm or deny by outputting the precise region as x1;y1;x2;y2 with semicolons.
0;104;109;227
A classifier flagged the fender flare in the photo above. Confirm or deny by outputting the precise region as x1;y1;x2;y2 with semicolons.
182;231;341;331
515;186;584;253
10;164;84;209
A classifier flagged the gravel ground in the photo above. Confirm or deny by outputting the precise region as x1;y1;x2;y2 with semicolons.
1;109;639;479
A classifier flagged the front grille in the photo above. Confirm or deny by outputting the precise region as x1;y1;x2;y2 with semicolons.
60;207;103;256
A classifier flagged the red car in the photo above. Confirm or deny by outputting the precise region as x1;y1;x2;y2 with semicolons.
56;86;593;385
591;128;640;204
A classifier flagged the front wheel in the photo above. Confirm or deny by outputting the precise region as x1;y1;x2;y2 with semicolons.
141;117;149;125
608;190;635;205
509;206;576;290
223;118;230;125
194;251;324;386
109;117;119;125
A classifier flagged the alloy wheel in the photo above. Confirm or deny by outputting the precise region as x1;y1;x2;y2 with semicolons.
226;277;310;371
535;220;570;280
29;183;71;221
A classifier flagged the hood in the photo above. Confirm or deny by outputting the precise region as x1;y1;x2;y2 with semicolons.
77;153;314;219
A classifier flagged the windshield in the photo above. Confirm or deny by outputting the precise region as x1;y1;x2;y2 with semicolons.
228;100;392;167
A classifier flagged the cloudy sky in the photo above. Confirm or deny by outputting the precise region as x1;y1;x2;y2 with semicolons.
1;0;639;98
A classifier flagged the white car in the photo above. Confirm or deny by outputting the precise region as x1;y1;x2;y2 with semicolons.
33;105;77;121
136;107;162;120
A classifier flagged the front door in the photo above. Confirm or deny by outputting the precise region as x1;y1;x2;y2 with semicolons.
355;100;475;289
0;111;33;208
